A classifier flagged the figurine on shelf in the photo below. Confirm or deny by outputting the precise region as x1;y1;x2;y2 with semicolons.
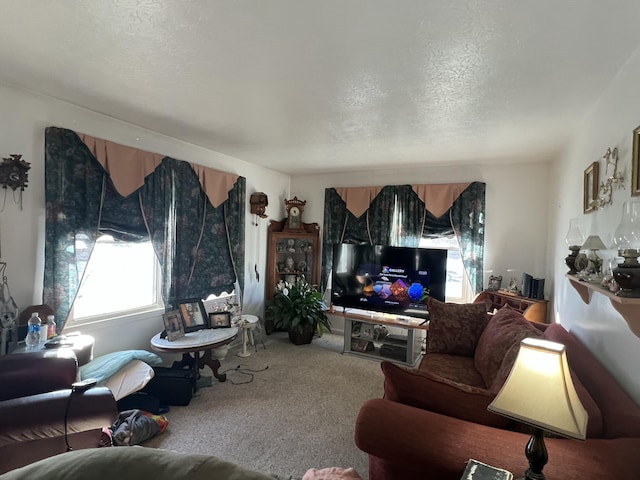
285;257;295;272
287;239;296;252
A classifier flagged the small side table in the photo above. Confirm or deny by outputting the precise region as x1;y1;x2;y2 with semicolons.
234;314;259;358
150;327;237;383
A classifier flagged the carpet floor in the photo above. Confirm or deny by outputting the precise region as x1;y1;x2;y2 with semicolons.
142;332;384;479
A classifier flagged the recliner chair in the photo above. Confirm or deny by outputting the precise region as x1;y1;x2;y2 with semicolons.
0;349;118;474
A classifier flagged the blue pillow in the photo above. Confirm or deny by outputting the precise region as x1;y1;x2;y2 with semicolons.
79;350;162;383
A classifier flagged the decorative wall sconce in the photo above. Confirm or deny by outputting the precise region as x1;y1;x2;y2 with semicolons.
594;147;624;209
250;192;269;221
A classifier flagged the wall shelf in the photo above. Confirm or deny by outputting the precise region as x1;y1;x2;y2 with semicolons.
565;274;640;337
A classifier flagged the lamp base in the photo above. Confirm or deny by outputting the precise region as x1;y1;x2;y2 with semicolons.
565;247;581;274
523;428;547;480
613;264;640;297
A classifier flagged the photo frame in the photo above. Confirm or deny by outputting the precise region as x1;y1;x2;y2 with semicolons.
488;275;502;291
177;298;209;332
209;311;232;328
162;310;185;341
632;125;640;196
583;161;599;213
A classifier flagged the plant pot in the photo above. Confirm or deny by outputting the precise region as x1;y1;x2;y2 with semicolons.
287;324;314;345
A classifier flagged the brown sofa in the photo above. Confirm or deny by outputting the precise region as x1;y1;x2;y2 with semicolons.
0;349;118;474
354;301;640;479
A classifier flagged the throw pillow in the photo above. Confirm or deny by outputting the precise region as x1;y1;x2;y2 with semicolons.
474;305;544;388
426;297;491;357
381;361;511;428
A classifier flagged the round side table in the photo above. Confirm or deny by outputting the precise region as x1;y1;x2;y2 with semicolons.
234;314;259;358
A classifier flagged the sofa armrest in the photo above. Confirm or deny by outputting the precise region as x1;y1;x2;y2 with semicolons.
0;350;78;401
355;398;640;480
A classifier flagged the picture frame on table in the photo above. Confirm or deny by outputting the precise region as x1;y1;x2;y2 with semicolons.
162;310;185;341
632;125;640;196
209;311;232;328
583;161;599;213
177;298;209;332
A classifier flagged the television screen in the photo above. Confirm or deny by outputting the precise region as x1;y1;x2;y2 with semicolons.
331;244;447;319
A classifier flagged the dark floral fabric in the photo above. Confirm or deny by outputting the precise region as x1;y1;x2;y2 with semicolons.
426;297;492;357
473;305;544;388
44;127;245;329
321;182;486;294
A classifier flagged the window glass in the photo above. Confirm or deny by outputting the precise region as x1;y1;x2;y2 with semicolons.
419;236;472;303
71;235;163;322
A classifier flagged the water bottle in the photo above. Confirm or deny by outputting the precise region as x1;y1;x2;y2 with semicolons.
25;312;42;348
46;315;56;339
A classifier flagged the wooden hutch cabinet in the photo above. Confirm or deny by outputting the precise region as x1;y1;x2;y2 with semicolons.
264;197;321;334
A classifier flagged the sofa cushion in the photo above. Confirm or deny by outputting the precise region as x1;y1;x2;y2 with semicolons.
426;298;491;357
381;360;510;428
474;305;544;388
419;353;486;388
544;323;640;439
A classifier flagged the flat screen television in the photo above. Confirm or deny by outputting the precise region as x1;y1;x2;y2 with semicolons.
331;244;447;319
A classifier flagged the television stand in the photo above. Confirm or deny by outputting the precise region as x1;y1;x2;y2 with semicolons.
331;307;429;366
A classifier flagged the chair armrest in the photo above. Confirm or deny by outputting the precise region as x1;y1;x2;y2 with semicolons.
0;387;118;473
0;387;117;441
0;350;78;401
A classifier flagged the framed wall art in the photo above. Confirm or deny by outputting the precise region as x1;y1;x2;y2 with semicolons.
177;298;209;332
632;125;640;196
583;161;599;213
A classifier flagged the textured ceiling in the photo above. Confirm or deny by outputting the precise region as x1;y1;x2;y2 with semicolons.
1;1;640;174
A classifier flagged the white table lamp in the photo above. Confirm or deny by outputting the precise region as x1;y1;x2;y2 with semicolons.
488;338;587;480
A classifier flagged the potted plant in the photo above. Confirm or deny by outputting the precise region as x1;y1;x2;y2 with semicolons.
265;276;331;345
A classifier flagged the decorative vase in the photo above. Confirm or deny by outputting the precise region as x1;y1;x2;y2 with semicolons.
287;324;314;345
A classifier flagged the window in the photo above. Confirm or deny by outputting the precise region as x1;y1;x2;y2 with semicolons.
419;235;473;303
391;195;473;303
70;235;163;323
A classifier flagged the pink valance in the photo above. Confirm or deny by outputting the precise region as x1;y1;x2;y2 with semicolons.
190;164;239;208
79;133;239;206
411;183;470;218
335;186;383;218
334;183;470;218
79;133;164;198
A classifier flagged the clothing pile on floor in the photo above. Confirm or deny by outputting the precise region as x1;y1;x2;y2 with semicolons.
106;409;168;446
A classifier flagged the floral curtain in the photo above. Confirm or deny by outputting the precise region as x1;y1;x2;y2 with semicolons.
44;127;245;331
321;182;486;295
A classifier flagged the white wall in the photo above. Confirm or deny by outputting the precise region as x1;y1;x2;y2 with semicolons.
0;83;290;355
550;46;640;404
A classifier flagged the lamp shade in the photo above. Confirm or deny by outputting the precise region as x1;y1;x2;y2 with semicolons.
487;338;588;440
581;235;607;251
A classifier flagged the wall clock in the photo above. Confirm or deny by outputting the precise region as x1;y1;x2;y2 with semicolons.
284;197;306;230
